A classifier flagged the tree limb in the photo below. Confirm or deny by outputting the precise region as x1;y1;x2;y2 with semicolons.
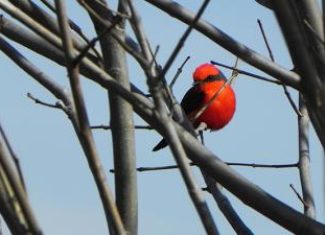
55;1;126;234
144;0;301;89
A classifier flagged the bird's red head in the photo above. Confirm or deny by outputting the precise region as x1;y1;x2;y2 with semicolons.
192;63;220;82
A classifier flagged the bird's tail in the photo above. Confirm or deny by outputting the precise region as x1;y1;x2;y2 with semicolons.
152;138;168;151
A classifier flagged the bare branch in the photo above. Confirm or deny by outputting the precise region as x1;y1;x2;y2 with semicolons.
0;125;26;193
203;173;254;235
91;0;138;233
10;0;101;62
304;20;325;45
282;85;303;117
210;60;282;85
0;123;42;235
73;14;124;67
145;0;301;89
257;19;302;117
160;0;210;79
78;0;148;67
272;0;325;150
0;167;26;235
54;1;126;234
27;93;65;110
9;26;320;234
131;162;299;173
39;0;56;12
290;184;308;208
9;20;319;232
298;95;315;218
0;35;70;105
199;130;253;235
91;125;151;130
170;56;191;88
149;74;220;234
146;2;220;233
126;0;154;62
257;19;275;62
295;0;325;80
0;15;145;97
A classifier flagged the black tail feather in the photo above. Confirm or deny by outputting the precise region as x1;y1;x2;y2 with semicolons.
152;138;168;151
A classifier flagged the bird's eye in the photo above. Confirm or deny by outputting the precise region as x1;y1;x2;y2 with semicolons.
205;74;226;82
206;75;217;81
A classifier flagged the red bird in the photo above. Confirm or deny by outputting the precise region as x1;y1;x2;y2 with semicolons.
153;63;236;151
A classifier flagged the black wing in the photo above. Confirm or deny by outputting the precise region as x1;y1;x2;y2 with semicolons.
152;85;204;152
180;85;205;115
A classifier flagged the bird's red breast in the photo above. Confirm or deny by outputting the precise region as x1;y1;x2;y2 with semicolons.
194;81;236;130
181;63;236;130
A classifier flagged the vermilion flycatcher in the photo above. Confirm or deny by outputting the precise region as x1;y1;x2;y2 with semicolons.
153;63;236;151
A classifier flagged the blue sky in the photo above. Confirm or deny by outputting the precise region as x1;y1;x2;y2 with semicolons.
0;0;324;234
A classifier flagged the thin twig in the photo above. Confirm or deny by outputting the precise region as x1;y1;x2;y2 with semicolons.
160;0;210;79
91;125;152;130
0;123;42;235
257;19;275;61
210;60;281;85
169;56;190;88
289;184;308;207
230;57;240;79
73;15;124;67
282;85;303;116
197;127;248;234
39;0;56;12
225;162;298;168
257;19;302;117
0;125;26;192
151;45;160;67
0;0;63;50
128;0;197;153
147;1;219;233
0;35;72;118
26;93;64;110
38;0;103;61
110;162;299;173
78;0;130;19
78;0;148;67
55;1;126;234
127;0;154;63
202;172;254;235
146;0;301;89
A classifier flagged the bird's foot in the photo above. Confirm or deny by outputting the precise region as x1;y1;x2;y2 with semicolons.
195;122;208;145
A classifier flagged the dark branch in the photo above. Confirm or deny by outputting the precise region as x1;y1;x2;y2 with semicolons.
290;184;309;208
145;0;301;89
170;56;190;88
160;0;210;79
26;93;64;110
91;125;152;130
210;60;282;85
257;19;302;117
109;162;299;173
